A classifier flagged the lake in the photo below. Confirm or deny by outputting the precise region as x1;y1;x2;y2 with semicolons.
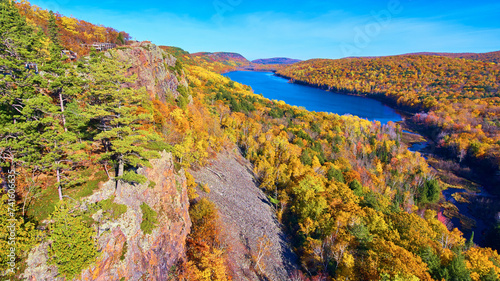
224;71;402;124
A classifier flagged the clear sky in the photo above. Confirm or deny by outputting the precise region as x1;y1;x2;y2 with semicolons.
28;0;500;60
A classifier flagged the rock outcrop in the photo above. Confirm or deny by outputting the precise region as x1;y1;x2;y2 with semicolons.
113;41;189;102
22;151;191;281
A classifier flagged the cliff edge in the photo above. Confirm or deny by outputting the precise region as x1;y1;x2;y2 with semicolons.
22;151;191;280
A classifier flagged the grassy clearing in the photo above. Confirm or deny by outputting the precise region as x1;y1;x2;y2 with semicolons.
98;195;127;220
427;156;481;192
28;168;109;222
401;131;426;145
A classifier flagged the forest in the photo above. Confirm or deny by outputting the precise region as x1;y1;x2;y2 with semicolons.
1;0;500;280
183;63;499;280
277;56;500;193
405;51;500;64
15;0;131;55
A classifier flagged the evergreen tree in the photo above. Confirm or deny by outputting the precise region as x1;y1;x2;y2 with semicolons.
83;51;160;192
417;178;440;204
349;179;364;197
48;201;98;279
43;37;85;133
0;0;39;119
3;91;82;201
0;1;82;201
418;246;442;280
47;10;61;51
326;167;344;183
116;32;125;45
0;194;36;274
466;231;475;250
0;0;38;73
447;250;472;281
0;0;48;185
39;119;86;201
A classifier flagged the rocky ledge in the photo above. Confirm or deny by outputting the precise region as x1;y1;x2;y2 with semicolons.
22;151;191;281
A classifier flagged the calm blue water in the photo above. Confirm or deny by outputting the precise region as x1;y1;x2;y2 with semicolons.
224;71;402;124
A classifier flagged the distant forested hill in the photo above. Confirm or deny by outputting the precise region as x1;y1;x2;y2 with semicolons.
402;51;500;64
252;57;302;65
187;51;250;73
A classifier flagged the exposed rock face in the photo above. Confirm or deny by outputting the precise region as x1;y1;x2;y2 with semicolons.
190;148;299;281
22;151;191;281
114;41;188;102
21;242;61;281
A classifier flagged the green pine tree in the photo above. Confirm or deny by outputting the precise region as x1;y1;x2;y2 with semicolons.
419;246;442;280
0;1;83;202
466;231;475;250
116;32;125;45
39;122;86;201
48;201;98;279
0;194;37;275
47;10;62;51
43;37;85;134
447;250;472;281
0;0;48;170
83;51;160;192
0;0;39;73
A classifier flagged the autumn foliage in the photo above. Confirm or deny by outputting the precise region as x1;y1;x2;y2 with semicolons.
3;0;500;280
183;59;500;280
277;55;500;191
178;198;231;280
16;0;131;56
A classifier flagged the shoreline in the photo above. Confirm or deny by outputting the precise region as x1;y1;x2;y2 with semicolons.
273;72;419;117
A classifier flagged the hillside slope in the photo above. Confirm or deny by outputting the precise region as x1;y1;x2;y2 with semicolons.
190;149;298;280
252;58;302;65
190;52;252;73
404;51;500;64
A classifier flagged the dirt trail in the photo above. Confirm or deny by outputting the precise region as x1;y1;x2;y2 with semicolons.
190;148;298;281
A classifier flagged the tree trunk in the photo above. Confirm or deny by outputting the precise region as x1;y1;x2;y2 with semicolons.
116;157;124;193
103;162;111;179
0;166;9;192
56;167;63;201
58;90;67;132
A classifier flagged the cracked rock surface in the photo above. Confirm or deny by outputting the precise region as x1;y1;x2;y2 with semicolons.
190;148;298;281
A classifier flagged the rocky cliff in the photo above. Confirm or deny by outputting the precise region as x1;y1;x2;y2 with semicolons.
22;151;191;281
113;41;189;102
21;42;192;280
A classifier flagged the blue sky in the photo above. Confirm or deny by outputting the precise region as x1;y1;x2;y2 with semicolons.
28;0;500;60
